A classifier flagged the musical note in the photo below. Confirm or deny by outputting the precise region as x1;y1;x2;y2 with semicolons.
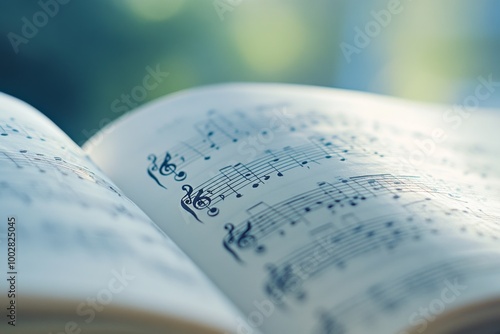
181;143;352;215
196;118;239;145
143;107;345;188
268;161;284;177
215;174;448;263
0;117;56;142
257;203;487;307
0;148;147;220
227;183;243;198
20;150;46;173
221;202;296;262
0;124;8;136
283;146;310;168
317;255;500;333
309;136;347;161
263;150;284;177
237;162;265;188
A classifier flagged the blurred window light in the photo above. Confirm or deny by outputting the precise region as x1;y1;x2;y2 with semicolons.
230;3;308;75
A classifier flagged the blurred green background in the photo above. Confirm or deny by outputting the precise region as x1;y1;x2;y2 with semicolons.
1;0;499;145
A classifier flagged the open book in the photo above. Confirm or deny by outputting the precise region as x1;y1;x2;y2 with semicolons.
1;83;500;334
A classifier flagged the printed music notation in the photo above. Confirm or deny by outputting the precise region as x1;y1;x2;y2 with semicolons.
311;254;500;334
213;166;500;305
0;116;62;145
178;137;367;222
147;152;187;189
221;174;440;262
180;184;220;223
262;214;422;305
263;210;500;308
219;172;499;263
402;196;500;238
313;312;346;334
146;106;335;188
143;104;424;202
0;149;125;198
17;216;200;284
0;178;148;221
0;138;150;220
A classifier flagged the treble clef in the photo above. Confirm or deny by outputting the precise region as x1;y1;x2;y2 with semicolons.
158;152;187;181
147;152;187;189
264;263;306;306
181;184;219;223
147;154;166;189
223;222;260;263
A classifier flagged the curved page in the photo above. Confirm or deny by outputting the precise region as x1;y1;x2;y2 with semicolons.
0;93;237;334
85;83;500;334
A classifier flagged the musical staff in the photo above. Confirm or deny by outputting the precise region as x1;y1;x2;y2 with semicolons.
263;203;500;308
0;143;148;222
0;179;148;221
314;254;500;333
73;84;500;334
0;93;230;315
0;149;127;198
262;214;423;305
0;117;59;143
179;138;367;221
220;174;443;262
0;108;144;222
146;106;338;189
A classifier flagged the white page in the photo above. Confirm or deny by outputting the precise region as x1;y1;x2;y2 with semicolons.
0;93;238;333
85;83;500;334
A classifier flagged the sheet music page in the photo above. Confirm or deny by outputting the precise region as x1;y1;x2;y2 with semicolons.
85;83;500;334
0;93;237;332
